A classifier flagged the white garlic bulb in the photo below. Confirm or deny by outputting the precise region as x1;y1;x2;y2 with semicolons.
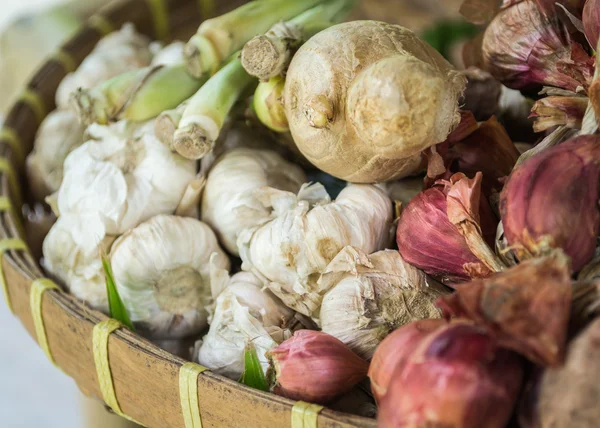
26;110;84;201
55;23;152;109
42;212;115;312
238;183;393;316
318;247;449;359
196;268;300;380
110;215;230;339
201;147;306;255
150;41;185;66
56;120;196;234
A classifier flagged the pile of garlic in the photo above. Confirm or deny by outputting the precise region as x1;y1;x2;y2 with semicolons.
35;10;471;407
27;24;154;201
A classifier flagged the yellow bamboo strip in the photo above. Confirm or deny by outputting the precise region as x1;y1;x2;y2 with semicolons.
30;278;60;365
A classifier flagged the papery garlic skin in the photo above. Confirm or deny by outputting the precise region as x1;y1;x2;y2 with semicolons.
57;120;196;234
318;247;448;359
110;215;230;339
201;148;306;255
500;135;600;272
196;270;298;380
26;110;84;201
483;1;593;92
55;23;152;109
239;183;393;317
150;41;185;66
583;0;600;50
42;213;115;312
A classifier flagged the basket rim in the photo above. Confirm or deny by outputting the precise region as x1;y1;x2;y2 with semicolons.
0;0;376;427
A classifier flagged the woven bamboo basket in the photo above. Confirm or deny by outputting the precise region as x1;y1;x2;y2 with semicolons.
0;0;380;427
0;0;465;426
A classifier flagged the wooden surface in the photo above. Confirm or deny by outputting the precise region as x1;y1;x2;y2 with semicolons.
0;0;384;427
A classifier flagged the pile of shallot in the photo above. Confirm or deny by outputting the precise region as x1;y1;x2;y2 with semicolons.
27;0;600;426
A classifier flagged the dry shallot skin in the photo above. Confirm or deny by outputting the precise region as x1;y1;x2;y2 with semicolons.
529;96;588;133
438;251;572;366
583;0;600;49
378;322;524;428
483;1;594;92
519;318;600;428
499;135;600;272
368;318;447;403
448;116;521;192
397;173;499;285
266;330;369;404
284;21;466;183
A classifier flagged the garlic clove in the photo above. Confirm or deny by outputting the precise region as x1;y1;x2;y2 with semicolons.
42;213;115;313
57;120;197;235
196;269;299;380
201;147;306;255
318;247;449;359
266;330;369;404
26;110;85;201
238;183;392;317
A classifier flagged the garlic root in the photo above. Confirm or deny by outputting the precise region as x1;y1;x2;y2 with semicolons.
173;59;255;160
240;0;356;80
70;64;206;126
183;0;325;78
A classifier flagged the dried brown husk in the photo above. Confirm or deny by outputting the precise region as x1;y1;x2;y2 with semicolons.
570;280;600;335
437;250;572;366
530;95;588;132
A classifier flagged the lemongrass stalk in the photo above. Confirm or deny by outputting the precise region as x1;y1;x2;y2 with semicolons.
155;102;187;150
183;0;325;78
241;0;357;80
253;76;288;133
71;64;207;125
173;58;256;160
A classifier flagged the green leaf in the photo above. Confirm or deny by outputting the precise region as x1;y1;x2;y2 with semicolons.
239;342;268;391
421;20;479;60
102;252;135;332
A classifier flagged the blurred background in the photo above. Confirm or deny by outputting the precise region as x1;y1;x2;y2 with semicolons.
0;0;467;427
0;4;79;428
